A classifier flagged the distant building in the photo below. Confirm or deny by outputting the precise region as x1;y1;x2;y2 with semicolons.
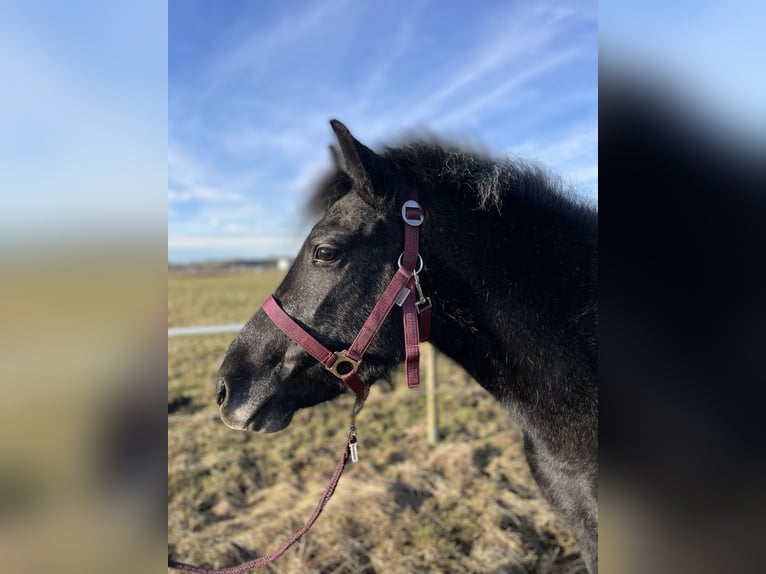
169;257;293;274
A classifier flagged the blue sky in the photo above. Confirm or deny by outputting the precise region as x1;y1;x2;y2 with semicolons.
169;0;598;262
1;1;166;247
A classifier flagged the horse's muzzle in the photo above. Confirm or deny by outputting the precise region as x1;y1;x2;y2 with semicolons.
216;373;254;430
216;371;293;432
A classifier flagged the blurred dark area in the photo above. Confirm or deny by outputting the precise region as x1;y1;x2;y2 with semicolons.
0;257;168;574
95;342;168;535
599;63;766;573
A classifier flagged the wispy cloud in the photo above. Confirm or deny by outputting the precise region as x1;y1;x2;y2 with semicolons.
400;3;587;121
168;188;243;203
169;234;301;249
511;120;598;195
431;44;592;131
198;0;350;99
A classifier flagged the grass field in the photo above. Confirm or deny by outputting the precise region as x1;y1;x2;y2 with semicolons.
168;270;586;573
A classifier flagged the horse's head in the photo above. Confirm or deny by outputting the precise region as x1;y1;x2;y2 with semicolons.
217;121;413;432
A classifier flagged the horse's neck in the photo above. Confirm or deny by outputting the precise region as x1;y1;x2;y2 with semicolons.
421;188;597;421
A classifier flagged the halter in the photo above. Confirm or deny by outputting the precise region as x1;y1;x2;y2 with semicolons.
262;190;432;415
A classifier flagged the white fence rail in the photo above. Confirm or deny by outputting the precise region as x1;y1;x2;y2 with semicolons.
168;324;244;337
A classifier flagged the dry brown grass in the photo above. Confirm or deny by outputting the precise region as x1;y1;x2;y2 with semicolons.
168;270;284;327
168;271;586;573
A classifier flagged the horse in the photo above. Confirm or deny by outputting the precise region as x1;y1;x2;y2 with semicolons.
216;120;598;573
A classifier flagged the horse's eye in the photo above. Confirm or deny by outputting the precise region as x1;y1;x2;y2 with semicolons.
313;246;339;263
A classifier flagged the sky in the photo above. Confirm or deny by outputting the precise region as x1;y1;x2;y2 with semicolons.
168;0;598;263
1;0;166;249
601;0;766;141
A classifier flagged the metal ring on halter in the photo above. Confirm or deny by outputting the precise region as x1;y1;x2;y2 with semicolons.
397;253;424;274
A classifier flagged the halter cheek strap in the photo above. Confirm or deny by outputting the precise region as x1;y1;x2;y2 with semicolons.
261;191;432;407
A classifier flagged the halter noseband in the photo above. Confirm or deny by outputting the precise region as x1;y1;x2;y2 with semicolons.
261;190;432;410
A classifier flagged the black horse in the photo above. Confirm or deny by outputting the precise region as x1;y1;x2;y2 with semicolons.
217;121;598;572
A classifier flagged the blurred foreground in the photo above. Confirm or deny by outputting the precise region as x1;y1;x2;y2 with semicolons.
0;254;166;574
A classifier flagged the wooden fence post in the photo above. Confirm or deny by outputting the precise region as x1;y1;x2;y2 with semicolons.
425;343;439;445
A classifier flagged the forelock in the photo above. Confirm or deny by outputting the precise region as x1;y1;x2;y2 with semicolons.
304;170;353;217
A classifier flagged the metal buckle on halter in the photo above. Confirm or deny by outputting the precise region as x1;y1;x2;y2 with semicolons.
348;423;359;462
414;278;432;312
401;200;424;226
326;349;361;378
415;297;432;313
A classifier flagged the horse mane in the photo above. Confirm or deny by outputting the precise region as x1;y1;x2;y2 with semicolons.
307;136;594;220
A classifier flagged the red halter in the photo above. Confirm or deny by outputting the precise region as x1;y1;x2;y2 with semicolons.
262;191;432;409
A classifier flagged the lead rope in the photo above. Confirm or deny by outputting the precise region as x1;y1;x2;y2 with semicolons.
168;424;356;573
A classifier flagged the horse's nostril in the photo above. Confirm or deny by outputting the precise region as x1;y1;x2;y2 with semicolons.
216;378;227;406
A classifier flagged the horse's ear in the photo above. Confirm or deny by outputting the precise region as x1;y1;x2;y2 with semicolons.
330;119;388;206
329;144;343;172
